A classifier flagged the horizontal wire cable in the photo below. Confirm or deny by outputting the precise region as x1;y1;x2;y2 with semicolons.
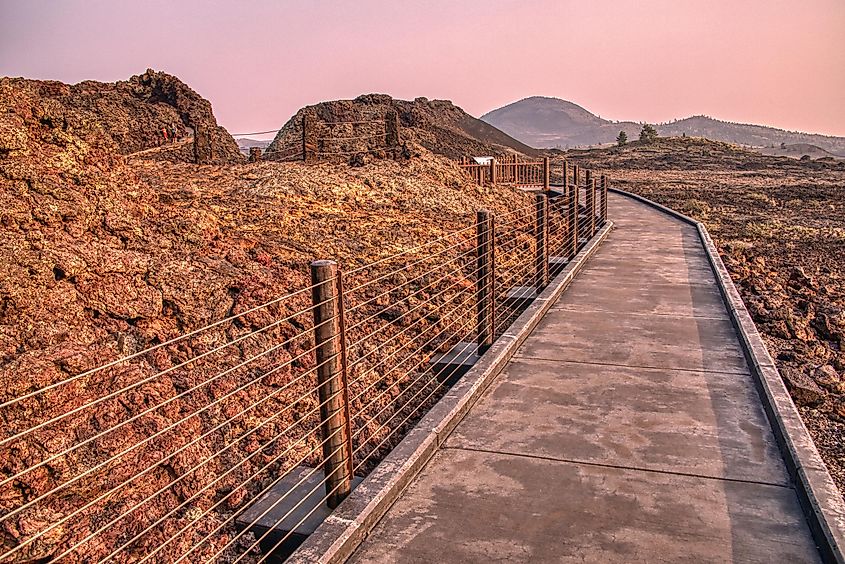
242;315;489;564
315;149;391;156
344;200;536;280
5;191;573;562
347;288;484;430
165;428;349;564
0;301;330;449
345;271;493;401
231;129;279;137
147;212;596;563
344;283;492;419
124;424;346;564
342;212;528;327
344;251;479;342
14;372;342;563
0;320;338;522
343;230;506;344
202;444;346;564
0;284;325;412
316;133;386;142
83;390;342;561
343;243;477;313
320;119;383;126
259;147;301;156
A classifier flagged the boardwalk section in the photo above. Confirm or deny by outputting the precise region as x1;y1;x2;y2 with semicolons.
349;193;821;562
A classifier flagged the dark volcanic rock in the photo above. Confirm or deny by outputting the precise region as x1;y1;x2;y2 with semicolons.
783;368;826;407
1;69;243;164
0;72;536;561
265;93;539;163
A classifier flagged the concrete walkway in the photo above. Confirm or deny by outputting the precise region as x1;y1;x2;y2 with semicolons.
348;194;821;563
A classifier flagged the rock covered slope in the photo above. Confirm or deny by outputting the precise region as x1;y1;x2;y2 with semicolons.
0;74;534;561
266;93;540;161
0;69;242;164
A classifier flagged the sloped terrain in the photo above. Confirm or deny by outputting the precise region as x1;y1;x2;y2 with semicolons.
0;70;242;165
561;137;845;495
758;143;843;161
0;77;535;561
267;94;539;161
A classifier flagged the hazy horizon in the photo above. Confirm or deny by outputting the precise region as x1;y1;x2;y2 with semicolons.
2;0;844;137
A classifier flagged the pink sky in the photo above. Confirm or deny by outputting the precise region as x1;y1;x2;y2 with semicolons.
2;0;844;137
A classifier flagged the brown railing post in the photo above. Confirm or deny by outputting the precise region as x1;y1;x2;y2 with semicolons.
588;178;597;236
490;158;497;186
601;174;609;222
476;210;495;349
562;160;569;190
542;157;550;191
535;193;549;289
310;260;353;509
573;164;580;188
568;176;579;258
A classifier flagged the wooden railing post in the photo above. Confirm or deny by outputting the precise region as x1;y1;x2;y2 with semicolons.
562;160;569;191
490;158;497;186
568;175;579;258
535;193;549;289
585;170;594;237
476;210;495;349
601;174;609;222
542;157;550;191
310;260;353;509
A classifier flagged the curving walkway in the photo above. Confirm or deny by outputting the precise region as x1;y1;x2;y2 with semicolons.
347;193;821;562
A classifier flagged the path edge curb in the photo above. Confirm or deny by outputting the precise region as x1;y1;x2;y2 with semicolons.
610;187;845;564
287;221;614;564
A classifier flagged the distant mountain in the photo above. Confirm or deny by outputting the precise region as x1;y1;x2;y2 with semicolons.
757;143;843;160
236;138;272;153
481;96;845;156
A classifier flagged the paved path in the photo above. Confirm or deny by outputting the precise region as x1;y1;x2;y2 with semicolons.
349;193;821;563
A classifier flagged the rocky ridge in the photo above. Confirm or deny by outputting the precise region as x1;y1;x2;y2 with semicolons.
0;73;536;561
266;94;540;163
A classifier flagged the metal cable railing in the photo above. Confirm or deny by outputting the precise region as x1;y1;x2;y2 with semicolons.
0;175;610;563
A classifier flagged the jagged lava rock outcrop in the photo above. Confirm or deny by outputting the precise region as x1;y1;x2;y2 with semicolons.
1;69;242;164
266;93;539;162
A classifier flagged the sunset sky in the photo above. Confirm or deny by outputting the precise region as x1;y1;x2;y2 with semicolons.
2;0;844;137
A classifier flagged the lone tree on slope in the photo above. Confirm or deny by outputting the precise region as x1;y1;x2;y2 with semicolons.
616;130;628;146
639;123;658;143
